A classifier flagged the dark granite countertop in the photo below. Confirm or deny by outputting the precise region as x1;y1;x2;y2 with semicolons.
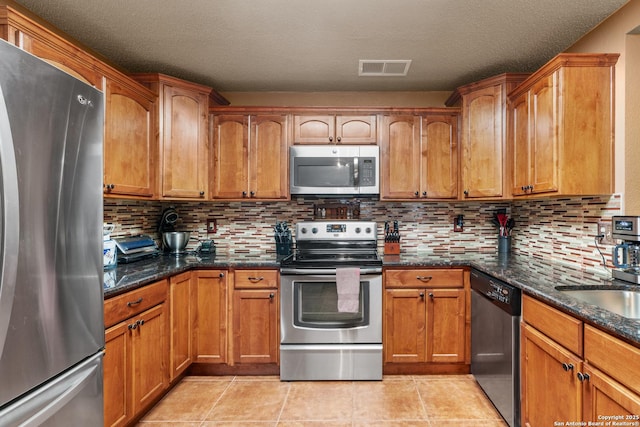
104;250;640;346
103;251;282;298
385;252;640;346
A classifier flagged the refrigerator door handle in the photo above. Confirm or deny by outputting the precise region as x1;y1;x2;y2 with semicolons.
0;84;20;361
0;352;103;426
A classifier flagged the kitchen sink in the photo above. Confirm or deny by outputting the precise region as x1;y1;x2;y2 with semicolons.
555;285;640;319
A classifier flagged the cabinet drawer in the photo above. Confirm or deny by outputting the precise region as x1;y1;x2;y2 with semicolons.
234;269;278;289
104;279;168;328
584;325;640;396
385;268;464;289
522;295;583;356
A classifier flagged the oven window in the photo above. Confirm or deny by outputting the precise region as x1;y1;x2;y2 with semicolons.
293;280;369;328
293;157;355;187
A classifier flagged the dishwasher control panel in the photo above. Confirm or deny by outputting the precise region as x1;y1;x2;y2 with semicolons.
470;269;521;315
486;281;514;304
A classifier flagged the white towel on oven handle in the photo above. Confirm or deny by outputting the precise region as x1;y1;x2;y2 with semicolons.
336;267;360;313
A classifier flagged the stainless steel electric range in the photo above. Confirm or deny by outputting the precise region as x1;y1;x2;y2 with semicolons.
279;221;383;381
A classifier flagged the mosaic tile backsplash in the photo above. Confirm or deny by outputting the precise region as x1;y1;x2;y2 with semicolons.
104;194;621;273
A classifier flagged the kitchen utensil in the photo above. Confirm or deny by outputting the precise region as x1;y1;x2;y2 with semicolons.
159;207;179;233
163;231;190;254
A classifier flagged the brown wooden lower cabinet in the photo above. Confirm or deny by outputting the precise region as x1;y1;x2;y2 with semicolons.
383;268;468;373
232;269;279;365
521;295;640;426
103;280;169;427
169;271;195;381
193;269;228;363
520;322;582;426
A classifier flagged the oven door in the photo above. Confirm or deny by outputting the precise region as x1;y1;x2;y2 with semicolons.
280;271;382;344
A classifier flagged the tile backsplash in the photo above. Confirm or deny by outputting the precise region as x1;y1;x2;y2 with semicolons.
104;194;621;272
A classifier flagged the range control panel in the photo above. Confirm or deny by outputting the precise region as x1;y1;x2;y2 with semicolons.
296;221;377;241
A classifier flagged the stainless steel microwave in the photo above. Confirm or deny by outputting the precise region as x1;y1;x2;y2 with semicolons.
290;145;380;197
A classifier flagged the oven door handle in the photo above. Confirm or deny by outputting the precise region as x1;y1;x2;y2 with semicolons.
280;267;382;275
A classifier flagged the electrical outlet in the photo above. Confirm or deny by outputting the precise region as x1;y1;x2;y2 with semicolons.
207;219;217;234
597;221;614;245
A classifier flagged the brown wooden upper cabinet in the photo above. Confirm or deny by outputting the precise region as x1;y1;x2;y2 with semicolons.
380;111;458;200
508;53;618;197
132;73;211;200
211;114;289;200
293;114;377;145
103;74;156;198
446;73;529;200
0;3;103;88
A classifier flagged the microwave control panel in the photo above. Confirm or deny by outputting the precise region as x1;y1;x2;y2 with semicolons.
360;158;376;186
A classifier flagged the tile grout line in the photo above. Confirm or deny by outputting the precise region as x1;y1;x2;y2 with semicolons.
274;379;291;425
198;375;237;424
411;375;434;426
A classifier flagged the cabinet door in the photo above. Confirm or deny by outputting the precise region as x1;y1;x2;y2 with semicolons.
530;74;558;195
104;322;131;427
521;323;582;427
384;288;426;363
161;85;208;198
293;115;335;144
582;365;640;422
131;304;168;414
461;84;504;198
211;114;249;199
426;288;465;363
250;115;289;199
422;113;458;199
232;289;278;364
169;272;194;381
194;270;228;364
380;115;421;200
335;115;377;144
104;77;155;198
510;91;531;196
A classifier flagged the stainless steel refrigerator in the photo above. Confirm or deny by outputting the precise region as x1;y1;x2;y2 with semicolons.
0;40;105;426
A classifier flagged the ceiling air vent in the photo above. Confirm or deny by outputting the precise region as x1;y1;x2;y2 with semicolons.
358;60;412;76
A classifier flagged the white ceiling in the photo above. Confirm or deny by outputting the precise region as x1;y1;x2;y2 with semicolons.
14;0;628;92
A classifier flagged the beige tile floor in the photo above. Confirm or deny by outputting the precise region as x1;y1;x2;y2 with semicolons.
136;374;508;426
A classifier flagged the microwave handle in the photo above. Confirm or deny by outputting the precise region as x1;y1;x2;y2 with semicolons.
353;157;359;187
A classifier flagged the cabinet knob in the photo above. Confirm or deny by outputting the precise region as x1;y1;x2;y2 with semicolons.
128;322;137;330
419;292;425;300
219;272;225;278
242;191;247;197
415;191;419;197
336;136;341;143
269;292;275;299
137;319;145;327
250;191;255;197
529;185;534;192
562;363;574;372
428;292;434;299
463;190;469;197
422;191;427;197
329;136;333;143
577;372;590;382
199;190;205;196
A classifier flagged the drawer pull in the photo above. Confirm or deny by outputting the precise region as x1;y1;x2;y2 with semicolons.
416;276;433;282
248;276;264;283
127;297;143;307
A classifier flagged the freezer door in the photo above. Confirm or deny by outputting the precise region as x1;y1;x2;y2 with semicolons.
0;352;103;427
0;40;105;407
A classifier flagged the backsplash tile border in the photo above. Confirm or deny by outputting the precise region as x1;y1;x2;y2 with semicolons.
104;194;621;273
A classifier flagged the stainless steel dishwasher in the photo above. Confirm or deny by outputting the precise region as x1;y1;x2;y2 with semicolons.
471;269;522;427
